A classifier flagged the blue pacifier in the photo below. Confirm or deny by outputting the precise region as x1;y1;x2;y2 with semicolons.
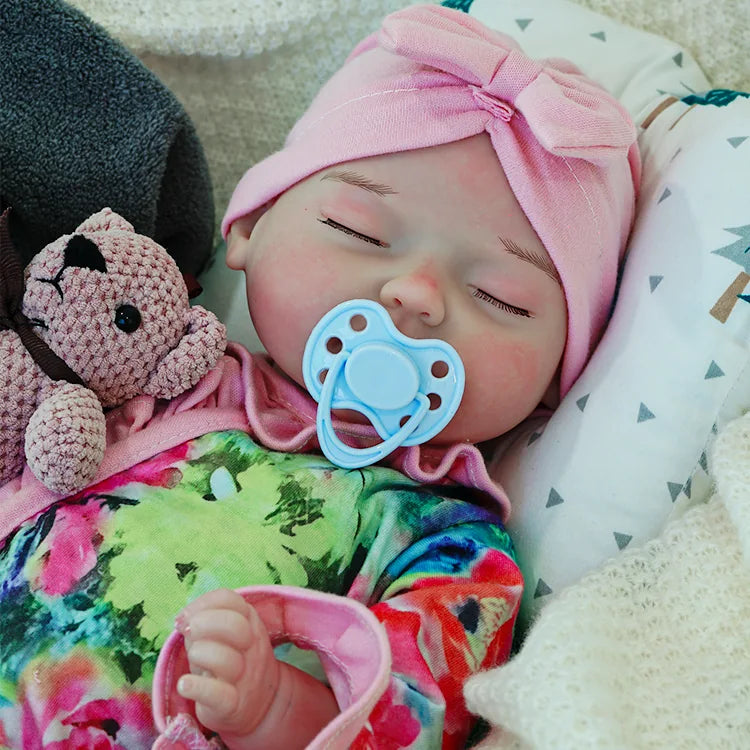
302;299;465;468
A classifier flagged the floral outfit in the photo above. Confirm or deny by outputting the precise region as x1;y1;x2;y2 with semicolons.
0;345;521;749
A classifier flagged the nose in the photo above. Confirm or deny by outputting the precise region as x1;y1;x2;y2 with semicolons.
379;265;446;329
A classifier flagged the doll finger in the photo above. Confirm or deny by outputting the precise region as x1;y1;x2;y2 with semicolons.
177;588;252;628
177;673;238;717
186;639;245;684
186;607;266;652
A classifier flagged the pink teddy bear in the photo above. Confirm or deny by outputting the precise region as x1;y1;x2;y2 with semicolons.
0;207;227;493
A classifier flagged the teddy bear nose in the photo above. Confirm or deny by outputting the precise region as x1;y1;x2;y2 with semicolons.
63;234;107;273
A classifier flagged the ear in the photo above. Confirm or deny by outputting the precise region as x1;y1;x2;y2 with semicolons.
142;306;227;399
64;235;107;273
225;203;274;269
75;208;134;234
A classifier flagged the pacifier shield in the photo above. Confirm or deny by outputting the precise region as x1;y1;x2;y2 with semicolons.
302;299;465;469
345;343;419;411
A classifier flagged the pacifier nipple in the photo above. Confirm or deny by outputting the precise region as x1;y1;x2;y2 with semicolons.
302;300;465;469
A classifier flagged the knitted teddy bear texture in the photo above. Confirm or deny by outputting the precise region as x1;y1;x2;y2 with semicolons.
0;208;227;493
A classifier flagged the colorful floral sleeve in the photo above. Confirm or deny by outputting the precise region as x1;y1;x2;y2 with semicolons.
343;482;522;749
0;429;519;748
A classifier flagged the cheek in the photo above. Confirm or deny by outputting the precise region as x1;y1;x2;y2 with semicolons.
439;333;549;443
464;335;542;401
246;241;343;383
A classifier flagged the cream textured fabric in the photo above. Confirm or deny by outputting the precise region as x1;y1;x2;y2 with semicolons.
68;0;430;236
67;0;749;240
465;409;750;750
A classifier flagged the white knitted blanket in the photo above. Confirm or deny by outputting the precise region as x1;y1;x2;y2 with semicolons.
68;0;749;239
465;409;750;749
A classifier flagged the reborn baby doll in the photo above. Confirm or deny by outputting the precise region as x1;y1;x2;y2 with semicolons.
0;5;639;750
168;5;640;748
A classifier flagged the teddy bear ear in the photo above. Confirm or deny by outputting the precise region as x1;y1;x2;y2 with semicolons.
75;208;135;234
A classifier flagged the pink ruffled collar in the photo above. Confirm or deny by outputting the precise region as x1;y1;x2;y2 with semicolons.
0;344;510;530
222;344;510;520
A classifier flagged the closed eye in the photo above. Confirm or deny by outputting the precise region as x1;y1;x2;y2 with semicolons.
318;218;389;248
473;288;531;318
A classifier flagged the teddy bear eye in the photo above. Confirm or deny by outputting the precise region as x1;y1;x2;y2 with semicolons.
114;304;142;333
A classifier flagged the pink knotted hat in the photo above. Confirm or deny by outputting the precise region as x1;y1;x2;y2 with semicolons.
223;4;640;397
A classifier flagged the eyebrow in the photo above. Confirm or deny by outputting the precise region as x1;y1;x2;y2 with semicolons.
320;170;398;197
499;236;561;285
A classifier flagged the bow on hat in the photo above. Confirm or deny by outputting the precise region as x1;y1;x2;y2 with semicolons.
0;209;85;385
378;5;636;164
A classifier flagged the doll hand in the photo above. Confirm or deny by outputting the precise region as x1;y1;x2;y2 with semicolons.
175;588;281;741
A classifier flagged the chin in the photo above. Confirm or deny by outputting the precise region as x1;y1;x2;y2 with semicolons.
431;414;528;446
428;425;482;446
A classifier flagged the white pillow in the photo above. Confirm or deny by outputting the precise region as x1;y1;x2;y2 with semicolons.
460;0;710;121
465;0;750;626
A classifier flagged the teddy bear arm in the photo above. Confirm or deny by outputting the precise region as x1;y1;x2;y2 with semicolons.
25;383;107;494
143;305;226;399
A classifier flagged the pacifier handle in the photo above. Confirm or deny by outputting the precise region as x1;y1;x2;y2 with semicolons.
317;349;430;469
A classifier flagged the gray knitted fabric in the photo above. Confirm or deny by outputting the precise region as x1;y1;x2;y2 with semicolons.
0;0;214;275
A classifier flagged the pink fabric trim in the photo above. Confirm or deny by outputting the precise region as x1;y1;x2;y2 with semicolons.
152;586;391;750
0;343;509;543
229;346;511;519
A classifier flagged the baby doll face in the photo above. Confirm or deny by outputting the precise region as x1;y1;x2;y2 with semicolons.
227;133;567;444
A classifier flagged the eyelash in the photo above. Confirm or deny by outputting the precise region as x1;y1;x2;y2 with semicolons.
472;288;531;318
318;218;388;248
320;218;531;318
